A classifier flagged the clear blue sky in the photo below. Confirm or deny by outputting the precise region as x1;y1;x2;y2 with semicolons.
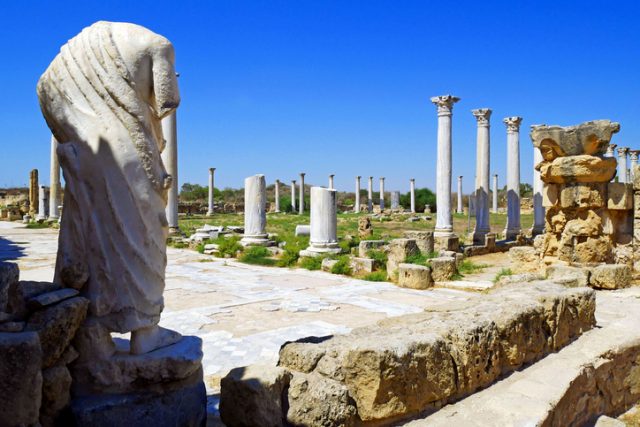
2;1;639;194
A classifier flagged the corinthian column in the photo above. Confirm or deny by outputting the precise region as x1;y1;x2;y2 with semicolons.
355;176;361;212
471;108;492;244
328;174;335;189
532;147;545;236
605;144;617;158
241;175;271;246
367;176;373;212
161;111;178;232
274;179;281;213
618;147;629;183
503;116;522;240
299;173;306;214
410;178;416;213
206;168;215;216
630;150;640;181
379;177;385;209
492;174;498;213
431;95;460;237
456;176;463;214
291;180;297;211
48;136;61;221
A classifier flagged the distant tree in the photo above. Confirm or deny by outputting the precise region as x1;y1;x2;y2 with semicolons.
400;188;436;212
519;183;533;198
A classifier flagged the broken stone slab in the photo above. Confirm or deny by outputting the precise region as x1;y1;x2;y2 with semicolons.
358;240;386;258
0;331;43;426
70;380;206;427
295;225;310;236
608;182;633;210
538;155;617;184
350;257;375;275
274;283;595;424
397;263;432;289
546;265;591;287
559;183;606;209
386;239;419;278
321;258;338;272
25;296;89;368
8;280;61;319
531;120;620;158
509;246;539;273
0;262;18;312
434;235;459;252
430;256;457;282
40;364;72;427
27;288;79;310
220;364;291;427
403;230;435;255
590;264;631;290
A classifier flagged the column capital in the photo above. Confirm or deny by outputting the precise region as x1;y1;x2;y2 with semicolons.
629;150;640;161
430;95;460;116
380;177;385;181
300;172;306;178
458;175;463;179
606;143;618;154
617;147;629;156
292;179;296;184
368;176;373;180
410;178;415;182
356;175;361;179
503;116;523;133
209;167;215;173
471;108;492;126
275;179;280;184
329;174;335;178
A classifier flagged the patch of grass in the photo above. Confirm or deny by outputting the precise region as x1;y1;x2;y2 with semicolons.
25;222;50;229
366;249;388;269
299;256;322;271
330;256;352;276
362;271;388;282
404;250;439;267
216;236;243;258
458;260;489;275
168;240;188;249
493;268;514;283
198;258;215;262
238;246;276;266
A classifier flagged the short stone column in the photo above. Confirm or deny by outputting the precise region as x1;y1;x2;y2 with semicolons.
29;169;38;217
48;136;61;221
379;177;385;210
367;176;373;212
161;111;179;232
630;150;640;181
291;180;297;211
274;179;281;213
241;175;271;246
299;173;306;214
605;143;617;158
329;174;335;189
456;176;463;214
618;147;629;183
410;178;416;213
36;185;47;221
390;191;400;209
300;187;341;257
431;95;460;238
492;174;498;213
471;108;492;245
207;168;215;216
504;116;522;240
355;176;361;212
532;147;545;236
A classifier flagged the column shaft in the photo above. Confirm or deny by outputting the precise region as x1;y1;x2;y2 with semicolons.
274;180;280;212
161;112;178;230
379;178;385;210
367;177;373;212
410;179;416;213
291;181;297;211
241;175;270;246
504;117;522;240
49;136;61;221
301;187;340;256
618;148;629;183
355;176;361;212
299;173;305;214
492;174;498;213
532;148;545;235
457;176;463;214
207;168;215;216
472;108;491;244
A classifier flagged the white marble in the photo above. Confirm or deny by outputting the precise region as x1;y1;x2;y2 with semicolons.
36;185;47;221
328;174;334;190
504;116;522;240
605;143;617;158
431;95;459;237
390;191;400;209
532;148;545;236
37;21;181;352
618;147;629;183
241;175;270;246
48;135;61;221
291;180;297;211
472;108;491;244
162;110;179;231
492;174;498;213
274;179;280;213
410;178;416;213
299;173;305;214
207;167;215;216
630;151;639;181
355;176;361;212
300;187;341;256
367;176;373;212
379;177;385;210
457;176;463;214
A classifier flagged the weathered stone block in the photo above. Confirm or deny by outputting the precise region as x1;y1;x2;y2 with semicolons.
294;225;310;236
608;182;633;210
8;280;60;319
590;264;631;290
434;235;459;252
509;246;539;273
25;296;89;368
28;288;79;310
0;262;18;312
542;184;559;207
358;240;386;258
220;365;291;427
559;183;605;208
321;258;338;272
430;257;457;282
286;372;357;426
350;257;375;275
386;239;419;278
397;263;432;289
539;155;617;184
531;120;619;157
403;230;434;254
40;365;72;427
0;331;43;426
546;265;590;287
634;165;640;190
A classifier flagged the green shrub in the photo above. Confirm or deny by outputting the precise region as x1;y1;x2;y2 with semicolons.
277;248;300;267
404;250;438;267
216;236;243;258
299;256;322;271
493;268;514;283
362;271;388;282
25;222;50;229
239;246;275;266
330;256;352;276
366;250;388;269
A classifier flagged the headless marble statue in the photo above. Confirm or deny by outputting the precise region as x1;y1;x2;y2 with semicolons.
37;21;181;354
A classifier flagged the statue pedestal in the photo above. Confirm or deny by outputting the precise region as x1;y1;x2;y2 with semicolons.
70;334;206;426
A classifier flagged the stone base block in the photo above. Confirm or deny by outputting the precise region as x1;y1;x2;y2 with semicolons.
358;240;386;258
430;256;457;282
321;258;338;272
590;264;631;290
546;265;591;287
403;230;434;254
299;245;341;258
350;257;375;275
386;239;419;278
70;380;206;427
434;235;459;252
397;263;432;289
509;246;540;273
294;225;310;236
240;235;275;247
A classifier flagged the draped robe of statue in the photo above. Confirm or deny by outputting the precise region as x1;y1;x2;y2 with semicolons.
36;21;180;334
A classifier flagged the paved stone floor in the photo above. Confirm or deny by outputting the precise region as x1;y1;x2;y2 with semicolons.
0;222;483;420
